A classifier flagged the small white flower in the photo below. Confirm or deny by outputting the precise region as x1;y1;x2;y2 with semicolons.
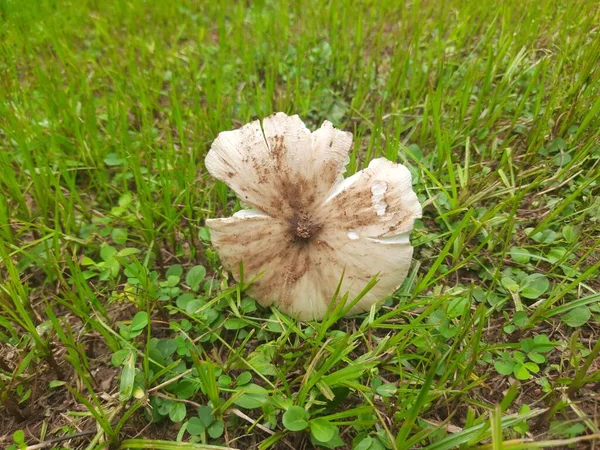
205;112;422;320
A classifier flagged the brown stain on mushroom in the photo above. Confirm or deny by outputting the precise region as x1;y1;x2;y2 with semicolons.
329;182;378;228
270;135;285;164
277;176;306;211
278;244;311;307
322;158;340;186
216;226;274;246
241;237;312;309
219;157;236;173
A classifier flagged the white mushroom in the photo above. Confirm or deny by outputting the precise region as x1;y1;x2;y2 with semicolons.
205;112;422;321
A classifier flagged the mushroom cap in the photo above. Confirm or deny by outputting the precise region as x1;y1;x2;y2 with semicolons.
205;112;422;321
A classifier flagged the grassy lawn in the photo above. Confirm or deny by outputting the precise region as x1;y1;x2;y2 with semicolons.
1;0;600;448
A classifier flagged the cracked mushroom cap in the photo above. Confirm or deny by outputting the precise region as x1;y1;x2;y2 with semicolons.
205;112;422;321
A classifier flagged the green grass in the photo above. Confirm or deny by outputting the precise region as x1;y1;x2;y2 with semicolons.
1;0;600;449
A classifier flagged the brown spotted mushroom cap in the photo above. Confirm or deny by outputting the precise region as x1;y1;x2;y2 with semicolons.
205;112;422;321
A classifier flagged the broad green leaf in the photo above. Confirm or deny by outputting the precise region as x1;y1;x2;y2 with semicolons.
524;362;540;374
218;375;232;387
520;338;535;352
510;247;531;264
370;438;387;450
513;311;529;327
13;430;25;444
172;380;196;399
282;406;309;431
375;384;397;398
528;352;545;364
117;247;141;257
311;426;345;448
186;417;206;435
158;399;171;416
501;277;519;293
131;311;149;331
166;264;183;278
233;383;268;409
547;137;567;152
204;308;219;324
241;297;257;313
111;348;132;366
562;306;591;327
310;418;335;442
198;227;211;242
104;152;123;166
494;360;515;376
118;192;133;207
106;259;121;277
447;297;468;319
186;265;206;291
513;351;526;363
527;229;557;244
81;256;96;266
552;152;571;167
519;274;549;299
198;405;214;427
533;334;555;352
208;420;225;438
169;402;187;422
547;247;567;264
354;436;373;450
176;293;195;310
100;244;117;262
111;227;128;244
246;350;277;376
119;352;136;401
166;275;180;287
224;318;248;330
562;225;577;243
185;299;205;315
513;364;531;380
236;372;252;386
